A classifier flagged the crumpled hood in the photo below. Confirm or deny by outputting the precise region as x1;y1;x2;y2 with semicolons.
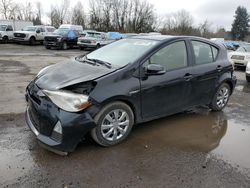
35;60;116;90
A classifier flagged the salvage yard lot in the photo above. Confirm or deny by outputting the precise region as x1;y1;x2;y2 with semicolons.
0;44;250;187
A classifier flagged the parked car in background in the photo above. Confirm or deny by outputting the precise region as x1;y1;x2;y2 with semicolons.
13;25;55;45
228;44;250;68
0;20;33;43
77;30;111;50
122;33;138;38
44;25;83;50
246;61;250;82
107;32;123;40
25;35;236;154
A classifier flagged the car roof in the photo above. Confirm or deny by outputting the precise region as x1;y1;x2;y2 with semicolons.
131;35;223;48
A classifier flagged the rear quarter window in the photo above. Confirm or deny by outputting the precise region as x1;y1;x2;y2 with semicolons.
191;41;219;65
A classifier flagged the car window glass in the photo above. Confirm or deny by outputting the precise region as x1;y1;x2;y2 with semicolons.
192;41;213;64
6;25;13;31
149;41;187;71
212;46;219;59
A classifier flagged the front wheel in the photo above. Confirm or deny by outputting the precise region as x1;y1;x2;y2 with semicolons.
210;83;231;111
61;41;68;50
91;102;134;146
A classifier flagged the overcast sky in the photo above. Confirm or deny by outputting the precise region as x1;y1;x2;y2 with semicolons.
16;0;250;31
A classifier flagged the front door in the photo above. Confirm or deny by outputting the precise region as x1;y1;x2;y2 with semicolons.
140;40;194;119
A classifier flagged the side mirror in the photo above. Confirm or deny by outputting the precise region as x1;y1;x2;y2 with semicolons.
146;64;166;75
36;30;41;33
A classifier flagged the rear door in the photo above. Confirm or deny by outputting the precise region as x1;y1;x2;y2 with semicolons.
140;40;195;119
189;40;221;106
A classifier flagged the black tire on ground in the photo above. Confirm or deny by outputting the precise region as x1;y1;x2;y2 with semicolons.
29;37;36;45
62;41;68;50
96;44;100;49
45;46;51;49
91;101;134;147
246;75;250;82
210;83;231;111
80;47;85;50
2;36;8;43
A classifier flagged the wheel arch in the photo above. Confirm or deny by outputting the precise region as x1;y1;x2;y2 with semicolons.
97;96;138;124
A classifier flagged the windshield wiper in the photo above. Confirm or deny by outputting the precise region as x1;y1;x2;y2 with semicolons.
75;55;112;68
86;57;112;69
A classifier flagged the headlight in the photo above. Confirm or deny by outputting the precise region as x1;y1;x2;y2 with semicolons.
43;90;91;112
0;33;2;37
57;37;62;42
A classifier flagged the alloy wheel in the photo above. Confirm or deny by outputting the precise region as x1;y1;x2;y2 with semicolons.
101;109;130;141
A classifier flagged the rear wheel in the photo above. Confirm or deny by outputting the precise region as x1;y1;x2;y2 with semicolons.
246;75;250;82
91;101;134;146
45;46;51;49
210;83;231;111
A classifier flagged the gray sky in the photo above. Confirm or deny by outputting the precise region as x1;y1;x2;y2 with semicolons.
16;0;250;31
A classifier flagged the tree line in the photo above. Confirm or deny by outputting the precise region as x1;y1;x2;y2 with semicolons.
0;0;249;40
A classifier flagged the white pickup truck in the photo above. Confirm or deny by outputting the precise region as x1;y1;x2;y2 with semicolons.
0;20;33;43
13;25;55;45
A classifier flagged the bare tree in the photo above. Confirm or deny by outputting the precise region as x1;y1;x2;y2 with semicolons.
71;1;85;27
47;0;70;27
0;0;14;19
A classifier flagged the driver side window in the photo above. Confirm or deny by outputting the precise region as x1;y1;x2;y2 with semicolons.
147;41;188;71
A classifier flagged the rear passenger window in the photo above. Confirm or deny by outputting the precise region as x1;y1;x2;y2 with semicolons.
191;41;217;65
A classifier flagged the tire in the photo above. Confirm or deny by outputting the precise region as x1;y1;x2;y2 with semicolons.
62;41;68;50
91;101;134;147
80;47;85;50
45;46;51;49
2;36;8;43
210;83;231;111
29;37;36;45
246;75;250;82
96;44;100;49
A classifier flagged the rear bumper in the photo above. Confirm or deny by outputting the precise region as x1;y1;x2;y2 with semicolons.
25;89;96;153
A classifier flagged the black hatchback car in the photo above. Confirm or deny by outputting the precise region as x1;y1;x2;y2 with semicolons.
25;35;236;154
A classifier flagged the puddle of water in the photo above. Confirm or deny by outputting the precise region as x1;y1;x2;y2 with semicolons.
211;119;250;171
131;110;250;173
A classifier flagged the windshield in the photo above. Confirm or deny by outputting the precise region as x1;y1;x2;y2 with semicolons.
85;39;159;67
54;28;69;36
23;26;37;31
0;25;7;31
237;46;250;52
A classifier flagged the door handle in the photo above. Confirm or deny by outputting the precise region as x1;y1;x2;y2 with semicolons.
216;65;223;72
184;73;193;81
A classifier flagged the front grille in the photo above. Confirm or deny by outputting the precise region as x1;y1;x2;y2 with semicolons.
14;33;26;38
45;37;57;42
27;82;58;136
231;55;245;60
